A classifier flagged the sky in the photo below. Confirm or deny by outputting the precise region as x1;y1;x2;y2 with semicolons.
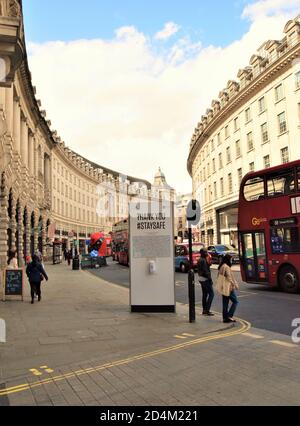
23;0;300;193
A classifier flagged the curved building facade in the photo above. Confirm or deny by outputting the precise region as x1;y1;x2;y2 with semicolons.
187;16;300;247
0;0;156;281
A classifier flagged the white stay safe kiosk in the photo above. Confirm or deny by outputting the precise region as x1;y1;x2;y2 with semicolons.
129;200;175;313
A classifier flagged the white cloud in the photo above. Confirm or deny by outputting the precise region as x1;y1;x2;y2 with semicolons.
154;22;180;41
243;0;300;20
27;2;299;194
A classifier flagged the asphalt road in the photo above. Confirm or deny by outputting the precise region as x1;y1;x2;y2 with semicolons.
90;259;300;337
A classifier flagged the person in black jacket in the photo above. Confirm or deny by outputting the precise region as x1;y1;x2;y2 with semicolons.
197;249;214;316
26;255;49;304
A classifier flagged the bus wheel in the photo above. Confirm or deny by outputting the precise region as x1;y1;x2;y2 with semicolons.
279;265;299;294
180;263;188;273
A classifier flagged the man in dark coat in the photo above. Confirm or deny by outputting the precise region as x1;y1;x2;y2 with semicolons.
197;249;214;316
26;255;49;304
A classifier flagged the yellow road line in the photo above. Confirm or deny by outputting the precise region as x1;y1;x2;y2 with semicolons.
182;333;195;337
270;340;298;348
0;317;251;397
174;335;187;339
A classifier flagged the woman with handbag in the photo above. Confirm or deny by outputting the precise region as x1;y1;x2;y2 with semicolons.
217;254;239;323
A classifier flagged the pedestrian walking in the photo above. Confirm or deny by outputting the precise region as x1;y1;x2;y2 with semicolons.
67;250;72;266
26;254;48;304
197;249;214;316
7;250;18;269
217;254;239;323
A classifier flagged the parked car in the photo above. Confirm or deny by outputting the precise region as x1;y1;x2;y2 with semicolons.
207;245;239;264
175;243;205;273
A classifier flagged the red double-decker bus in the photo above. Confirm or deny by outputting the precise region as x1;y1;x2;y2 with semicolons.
238;160;300;294
111;219;129;266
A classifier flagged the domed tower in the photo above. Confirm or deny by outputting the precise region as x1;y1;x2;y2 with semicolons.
152;167;175;202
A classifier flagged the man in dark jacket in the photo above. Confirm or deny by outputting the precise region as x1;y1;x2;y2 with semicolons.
197;249;214;316
26;255;49;304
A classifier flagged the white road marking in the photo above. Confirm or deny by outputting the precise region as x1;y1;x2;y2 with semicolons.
242;332;264;339
270;340;298;348
174;335;187;339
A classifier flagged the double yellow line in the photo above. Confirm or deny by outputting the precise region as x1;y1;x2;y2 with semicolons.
0;317;250;398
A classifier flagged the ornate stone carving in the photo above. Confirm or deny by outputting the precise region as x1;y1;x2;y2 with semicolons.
8;0;21;18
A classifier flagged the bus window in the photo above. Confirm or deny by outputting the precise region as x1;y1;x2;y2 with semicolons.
297;167;300;192
242;233;255;280
271;227;300;254
267;169;295;198
255;233;267;280
243;177;265;201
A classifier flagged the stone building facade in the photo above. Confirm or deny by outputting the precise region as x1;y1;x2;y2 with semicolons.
187;16;300;248
0;0;168;289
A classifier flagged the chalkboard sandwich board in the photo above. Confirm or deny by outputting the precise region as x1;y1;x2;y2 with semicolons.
3;269;24;301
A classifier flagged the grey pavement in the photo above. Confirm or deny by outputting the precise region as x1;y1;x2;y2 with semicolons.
0;263;299;406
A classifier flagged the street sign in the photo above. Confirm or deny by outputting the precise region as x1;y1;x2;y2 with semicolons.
187;200;201;226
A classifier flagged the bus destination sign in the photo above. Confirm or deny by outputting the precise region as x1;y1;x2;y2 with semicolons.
270;217;298;227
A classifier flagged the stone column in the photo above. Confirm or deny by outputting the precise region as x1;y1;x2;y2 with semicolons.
5;86;14;136
33;215;39;253
28;131;34;176
34;138;39;177
44;155;50;188
20;116;28;168
13;96;21;153
25;213;31;258
0;173;9;272
17;204;24;267
41;218;46;256
10;198;17;252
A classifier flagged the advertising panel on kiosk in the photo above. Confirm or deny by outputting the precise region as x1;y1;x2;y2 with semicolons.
129;200;175;313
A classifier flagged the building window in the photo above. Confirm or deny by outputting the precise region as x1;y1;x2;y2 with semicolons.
249;162;255;172
275;84;284;102
278;111;287;134
295;71;300;89
228;173;233;193
217;133;221;146
225;125;229;138
238;168;243;185
220;178;224;196
207;162;210;177
219;153;223;169
234;117;239;132
211;139;215;151
245;107;251;123
212;158;216;173
258;96;266;113
264;155;270;169
281;147;289;164
226;147;231;164
208;185;211;202
261;123;269;143
214;182;217;199
247;132;254;151
235;140;241;158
